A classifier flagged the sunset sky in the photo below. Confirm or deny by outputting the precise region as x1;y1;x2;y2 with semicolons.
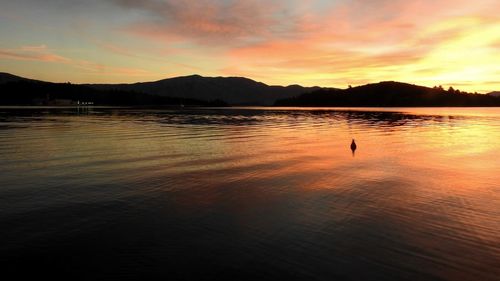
1;0;499;92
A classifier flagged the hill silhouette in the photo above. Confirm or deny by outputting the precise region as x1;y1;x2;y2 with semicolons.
88;75;322;105
1;73;498;107
0;78;226;106
0;72;33;84
275;81;500;107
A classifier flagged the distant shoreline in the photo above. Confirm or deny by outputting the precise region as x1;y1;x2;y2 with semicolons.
2;105;500;109
1;73;499;107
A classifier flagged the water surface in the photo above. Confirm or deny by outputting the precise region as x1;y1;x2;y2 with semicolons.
1;107;499;280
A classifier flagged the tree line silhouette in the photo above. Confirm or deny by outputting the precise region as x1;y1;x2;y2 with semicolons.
0;81;227;106
1;79;498;107
275;81;500;107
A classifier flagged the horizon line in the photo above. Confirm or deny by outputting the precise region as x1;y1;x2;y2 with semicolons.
1;71;493;94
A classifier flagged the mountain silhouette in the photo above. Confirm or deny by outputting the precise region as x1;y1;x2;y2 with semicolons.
87;75;322;105
275;81;500;107
0;73;226;106
0;72;34;84
487;91;500;97
1;73;498;107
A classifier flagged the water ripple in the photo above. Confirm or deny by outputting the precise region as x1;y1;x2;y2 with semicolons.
1;107;499;280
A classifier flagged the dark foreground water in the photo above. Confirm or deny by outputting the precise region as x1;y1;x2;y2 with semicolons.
1;107;499;281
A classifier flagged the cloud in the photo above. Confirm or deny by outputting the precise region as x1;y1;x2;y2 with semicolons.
0;45;152;78
109;0;496;55
111;0;310;45
106;0;499;90
2;0;499;90
218;0;500;88
490;39;500;50
75;60;153;77
0;45;71;63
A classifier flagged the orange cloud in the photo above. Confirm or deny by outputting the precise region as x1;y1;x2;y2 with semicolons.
0;45;70;63
72;59;152;77
218;0;500;90
2;0;499;90
113;0;289;45
0;45;152;78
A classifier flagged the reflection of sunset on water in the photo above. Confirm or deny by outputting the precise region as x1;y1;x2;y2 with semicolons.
1;107;499;280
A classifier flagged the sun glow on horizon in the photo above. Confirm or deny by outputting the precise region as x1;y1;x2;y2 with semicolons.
0;0;499;92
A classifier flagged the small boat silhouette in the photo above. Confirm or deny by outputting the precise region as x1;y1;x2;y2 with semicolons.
350;139;357;151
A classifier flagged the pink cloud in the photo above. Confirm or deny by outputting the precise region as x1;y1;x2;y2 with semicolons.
3;0;498;90
113;0;488;57
219;0;498;86
112;0;309;45
0;45;152;78
0;45;71;63
108;0;422;59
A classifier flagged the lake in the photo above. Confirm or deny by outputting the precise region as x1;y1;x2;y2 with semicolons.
1;107;499;280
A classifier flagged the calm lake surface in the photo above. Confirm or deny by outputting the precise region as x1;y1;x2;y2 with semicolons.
1;107;499;280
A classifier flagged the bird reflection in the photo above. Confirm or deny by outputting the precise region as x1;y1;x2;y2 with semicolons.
351;139;357;156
